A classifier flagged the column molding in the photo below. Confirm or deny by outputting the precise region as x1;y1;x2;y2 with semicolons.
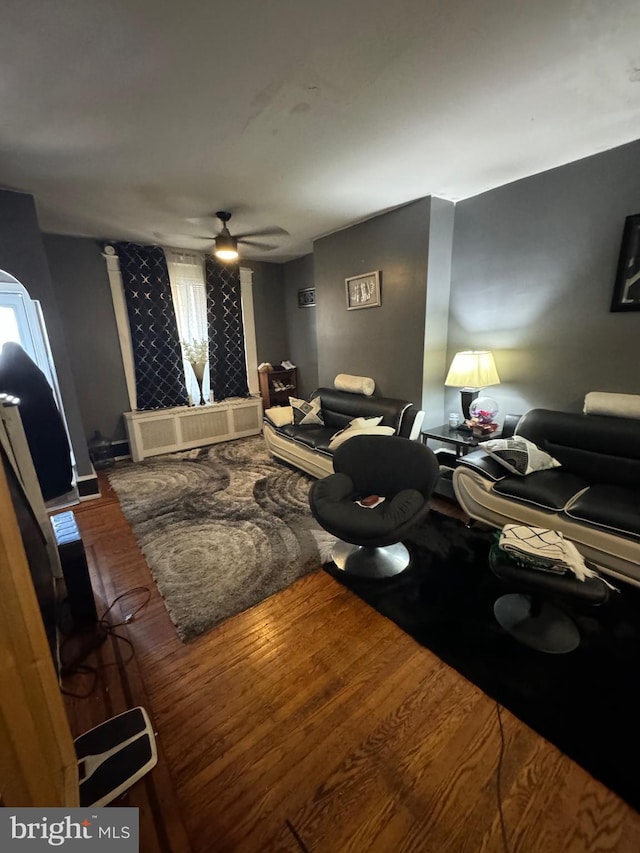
103;246;137;411
240;267;259;395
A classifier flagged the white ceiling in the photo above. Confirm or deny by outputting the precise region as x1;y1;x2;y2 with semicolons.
2;0;640;262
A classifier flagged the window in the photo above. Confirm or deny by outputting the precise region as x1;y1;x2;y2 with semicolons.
104;247;258;410
164;250;210;405
0;304;21;345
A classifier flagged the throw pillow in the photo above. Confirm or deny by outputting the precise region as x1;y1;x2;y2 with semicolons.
484;437;561;476
289;396;324;426
348;416;383;430
328;424;395;450
264;406;294;427
329;416;383;445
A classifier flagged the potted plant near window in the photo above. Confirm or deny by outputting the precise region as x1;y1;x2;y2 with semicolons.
182;339;208;405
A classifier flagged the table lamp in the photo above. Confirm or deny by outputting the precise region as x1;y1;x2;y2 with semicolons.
445;350;501;422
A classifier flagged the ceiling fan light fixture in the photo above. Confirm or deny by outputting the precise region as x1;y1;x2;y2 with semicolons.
214;233;239;261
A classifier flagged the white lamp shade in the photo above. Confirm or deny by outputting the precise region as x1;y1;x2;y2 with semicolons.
445;351;500;389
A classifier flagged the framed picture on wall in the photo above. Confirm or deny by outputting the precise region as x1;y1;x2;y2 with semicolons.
345;270;381;310
611;213;640;312
297;287;316;307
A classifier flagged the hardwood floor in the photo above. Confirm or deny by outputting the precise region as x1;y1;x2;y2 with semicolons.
63;475;640;852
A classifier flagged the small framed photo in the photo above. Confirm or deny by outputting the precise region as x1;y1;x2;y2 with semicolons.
345;271;381;310
297;287;316;308
611;214;640;311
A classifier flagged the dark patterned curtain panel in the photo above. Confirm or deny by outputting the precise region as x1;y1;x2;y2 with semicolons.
117;242;188;410
204;258;249;400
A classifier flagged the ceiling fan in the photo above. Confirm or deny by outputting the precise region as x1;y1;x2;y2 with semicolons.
194;211;287;261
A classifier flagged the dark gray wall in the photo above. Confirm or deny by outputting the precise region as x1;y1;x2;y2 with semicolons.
313;198;431;403
283;254;318;399
421;197;455;424
43;235;130;443
242;260;289;367
0;188;92;476
448;138;640;420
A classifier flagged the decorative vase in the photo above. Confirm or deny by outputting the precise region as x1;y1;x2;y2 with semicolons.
469;396;499;424
190;361;207;406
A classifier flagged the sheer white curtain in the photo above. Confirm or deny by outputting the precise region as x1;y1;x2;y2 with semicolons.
164;250;210;404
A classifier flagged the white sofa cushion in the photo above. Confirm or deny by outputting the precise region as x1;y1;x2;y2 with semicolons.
328;424;395;450
264;405;294;427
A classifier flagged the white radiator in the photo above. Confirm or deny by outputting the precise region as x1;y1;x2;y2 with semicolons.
124;397;263;462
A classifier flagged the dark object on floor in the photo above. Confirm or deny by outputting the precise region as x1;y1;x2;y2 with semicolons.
324;511;640;812
489;542;611;654
0;341;72;500
51;510;98;632
310;435;439;577
88;429;115;469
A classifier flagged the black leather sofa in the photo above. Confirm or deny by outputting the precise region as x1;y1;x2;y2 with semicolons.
453;408;640;585
263;386;425;479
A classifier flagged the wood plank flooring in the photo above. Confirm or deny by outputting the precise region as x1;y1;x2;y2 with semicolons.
63;475;640;852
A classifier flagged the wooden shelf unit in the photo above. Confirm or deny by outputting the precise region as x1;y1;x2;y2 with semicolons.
259;367;297;410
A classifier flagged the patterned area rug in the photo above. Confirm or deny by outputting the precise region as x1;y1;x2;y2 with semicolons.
108;437;335;641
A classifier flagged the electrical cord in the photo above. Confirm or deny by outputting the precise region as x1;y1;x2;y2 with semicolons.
495;701;510;853
98;585;151;627
60;586;150;697
285;820;310;853
59;664;99;698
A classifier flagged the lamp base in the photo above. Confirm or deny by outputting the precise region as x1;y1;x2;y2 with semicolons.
460;388;479;420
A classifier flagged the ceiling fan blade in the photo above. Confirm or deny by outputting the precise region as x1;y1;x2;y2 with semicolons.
238;238;278;251
185;216;219;230
235;225;289;240
153;231;210;244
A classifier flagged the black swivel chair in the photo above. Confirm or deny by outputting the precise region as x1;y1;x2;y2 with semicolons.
309;435;440;578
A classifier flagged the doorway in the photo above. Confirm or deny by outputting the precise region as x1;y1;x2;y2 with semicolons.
0;269;77;498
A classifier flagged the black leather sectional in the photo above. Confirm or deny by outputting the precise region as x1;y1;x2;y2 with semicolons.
263;386;424;479
453;408;640;585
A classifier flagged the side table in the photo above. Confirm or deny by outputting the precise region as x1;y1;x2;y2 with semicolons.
420;424;499;462
421;424;500;501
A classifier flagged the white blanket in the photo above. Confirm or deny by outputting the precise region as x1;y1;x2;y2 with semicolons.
334;373;375;396
498;524;615;588
583;391;640;419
